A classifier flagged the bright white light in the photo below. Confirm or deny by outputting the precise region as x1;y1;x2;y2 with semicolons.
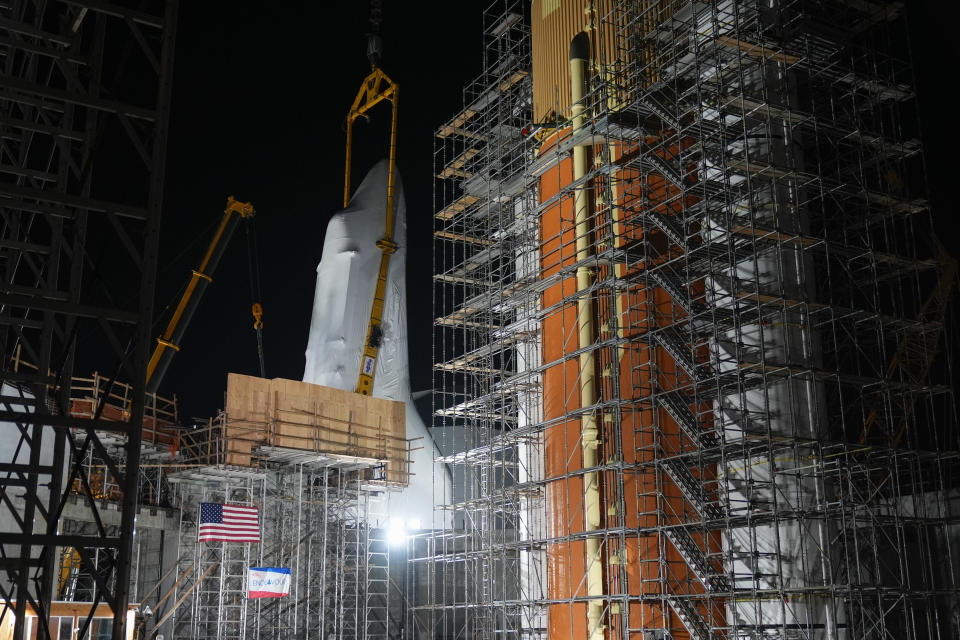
387;518;407;546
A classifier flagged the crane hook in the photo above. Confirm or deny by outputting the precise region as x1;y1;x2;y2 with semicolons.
252;302;264;330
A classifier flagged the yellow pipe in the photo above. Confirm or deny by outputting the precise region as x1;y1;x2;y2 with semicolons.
571;31;605;640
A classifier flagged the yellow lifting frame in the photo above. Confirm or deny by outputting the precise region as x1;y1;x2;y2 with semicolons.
343;66;399;396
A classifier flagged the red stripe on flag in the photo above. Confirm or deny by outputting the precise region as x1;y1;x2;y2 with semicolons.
198;502;261;542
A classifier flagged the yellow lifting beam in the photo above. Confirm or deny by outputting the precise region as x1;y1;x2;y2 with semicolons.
343;66;399;396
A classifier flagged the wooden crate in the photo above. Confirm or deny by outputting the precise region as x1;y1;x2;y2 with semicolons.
224;374;407;484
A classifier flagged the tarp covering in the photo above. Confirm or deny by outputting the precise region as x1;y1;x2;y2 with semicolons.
303;160;446;527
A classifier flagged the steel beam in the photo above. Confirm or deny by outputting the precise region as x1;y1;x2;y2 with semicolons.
0;2;178;639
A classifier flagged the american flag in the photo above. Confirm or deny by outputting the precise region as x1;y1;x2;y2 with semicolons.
198;503;260;542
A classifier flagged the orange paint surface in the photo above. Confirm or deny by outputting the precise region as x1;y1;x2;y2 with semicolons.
538;130;723;639
541;142;589;640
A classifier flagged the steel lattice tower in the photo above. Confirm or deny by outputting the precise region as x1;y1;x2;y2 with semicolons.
0;2;177;638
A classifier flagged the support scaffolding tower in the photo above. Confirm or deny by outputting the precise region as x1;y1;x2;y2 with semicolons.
167;411;405;640
425;1;959;639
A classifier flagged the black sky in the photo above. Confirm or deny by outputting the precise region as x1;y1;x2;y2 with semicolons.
155;2;484;421
152;2;960;423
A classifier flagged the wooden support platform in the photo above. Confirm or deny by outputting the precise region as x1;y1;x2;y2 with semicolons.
221;374;409;485
436;193;480;220
437;147;481;179
434;230;493;246
436;109;479;139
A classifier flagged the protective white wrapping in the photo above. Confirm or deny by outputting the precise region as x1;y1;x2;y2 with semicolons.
303;160;448;528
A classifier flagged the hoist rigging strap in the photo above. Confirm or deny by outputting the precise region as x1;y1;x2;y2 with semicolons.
367;0;383;68
246;215;266;378
369;0;382;31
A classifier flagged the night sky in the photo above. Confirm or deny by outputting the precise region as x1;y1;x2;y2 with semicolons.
151;2;960;424
154;2;483;422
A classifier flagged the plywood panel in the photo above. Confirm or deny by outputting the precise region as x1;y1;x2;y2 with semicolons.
531;0;618;123
223;374;408;485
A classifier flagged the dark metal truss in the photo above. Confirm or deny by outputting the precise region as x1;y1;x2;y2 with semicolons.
0;1;177;639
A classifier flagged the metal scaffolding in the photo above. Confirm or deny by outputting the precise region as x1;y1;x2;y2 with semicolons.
172;470;264;640
423;1;959;640
167;430;400;640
